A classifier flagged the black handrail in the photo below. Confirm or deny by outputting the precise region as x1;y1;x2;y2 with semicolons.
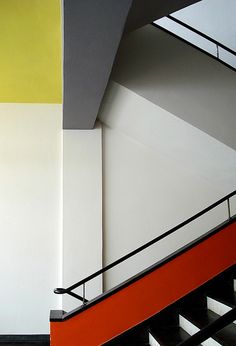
167;15;236;57
177;307;236;346
152;22;236;72
55;190;235;301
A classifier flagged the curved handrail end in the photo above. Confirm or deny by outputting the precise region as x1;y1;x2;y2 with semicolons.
54;288;68;295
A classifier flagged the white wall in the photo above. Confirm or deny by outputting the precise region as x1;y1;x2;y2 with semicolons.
99;81;236;289
0;105;103;330
112;25;236;151
62;124;103;311
0;104;62;334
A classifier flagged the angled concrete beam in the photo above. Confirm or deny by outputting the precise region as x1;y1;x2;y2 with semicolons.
63;0;132;129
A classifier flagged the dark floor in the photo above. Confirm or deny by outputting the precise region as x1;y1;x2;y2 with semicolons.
0;336;49;346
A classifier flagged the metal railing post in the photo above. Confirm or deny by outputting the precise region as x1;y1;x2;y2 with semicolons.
216;44;219;59
83;283;86;305
227;198;231;220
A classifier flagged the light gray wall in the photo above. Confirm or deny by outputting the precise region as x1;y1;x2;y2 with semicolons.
112;25;236;150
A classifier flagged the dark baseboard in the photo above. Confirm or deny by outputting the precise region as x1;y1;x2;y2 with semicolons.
0;335;49;344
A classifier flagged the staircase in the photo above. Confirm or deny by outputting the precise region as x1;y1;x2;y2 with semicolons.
106;266;236;345
50;191;236;345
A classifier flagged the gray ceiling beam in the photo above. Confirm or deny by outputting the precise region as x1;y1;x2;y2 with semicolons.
63;0;133;129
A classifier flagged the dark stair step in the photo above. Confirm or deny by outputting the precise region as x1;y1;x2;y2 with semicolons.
149;326;192;346
207;289;236;309
214;322;236;346
181;308;236;345
104;327;149;345
105;337;148;345
179;291;207;313
206;267;235;292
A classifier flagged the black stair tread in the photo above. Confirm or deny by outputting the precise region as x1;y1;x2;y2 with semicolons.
106;340;148;346
180;308;218;327
105;339;148;346
213;322;236;346
179;293;207;312
181;309;236;345
149;326;192;346
105;329;149;345
231;266;236;279
207;289;236;308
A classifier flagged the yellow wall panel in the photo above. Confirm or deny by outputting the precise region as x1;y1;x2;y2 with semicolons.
0;0;62;103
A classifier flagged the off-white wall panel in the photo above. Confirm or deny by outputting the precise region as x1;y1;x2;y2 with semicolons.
112;25;236;150
0;104;62;333
100;82;236;194
99;82;236;289
63;125;102;311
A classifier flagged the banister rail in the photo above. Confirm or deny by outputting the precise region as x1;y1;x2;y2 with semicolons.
54;190;236;304
167;15;236;57
153;15;236;71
